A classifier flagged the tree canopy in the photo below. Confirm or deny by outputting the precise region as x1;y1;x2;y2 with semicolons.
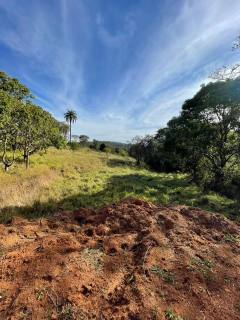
0;71;64;170
130;78;240;196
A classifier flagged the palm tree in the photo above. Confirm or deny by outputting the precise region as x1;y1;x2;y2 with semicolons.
64;109;77;142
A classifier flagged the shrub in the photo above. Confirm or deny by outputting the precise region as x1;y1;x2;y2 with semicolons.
119;149;128;157
68;141;80;151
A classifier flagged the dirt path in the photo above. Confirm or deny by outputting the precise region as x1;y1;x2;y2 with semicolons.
0;199;239;319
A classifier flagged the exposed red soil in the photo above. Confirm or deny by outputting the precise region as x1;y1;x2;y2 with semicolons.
0;198;240;320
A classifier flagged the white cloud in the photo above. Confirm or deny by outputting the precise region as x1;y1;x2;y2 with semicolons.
1;0;240;141
97;0;240;139
96;12;136;47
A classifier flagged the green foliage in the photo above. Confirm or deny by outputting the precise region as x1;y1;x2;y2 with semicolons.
165;310;184;320
68;141;80;151
189;257;213;280
150;266;175;284
58;122;69;140
119;149;128;157
99;143;106;151
0;148;238;223
0;71;33;101
64;109;77;143
223;233;240;243
0;71;64;170
79;135;89;146
103;146;112;154
131;79;240;200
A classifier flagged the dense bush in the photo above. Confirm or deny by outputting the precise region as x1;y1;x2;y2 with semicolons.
67;141;80;151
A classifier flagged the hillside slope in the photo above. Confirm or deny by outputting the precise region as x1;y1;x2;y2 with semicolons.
0;199;239;319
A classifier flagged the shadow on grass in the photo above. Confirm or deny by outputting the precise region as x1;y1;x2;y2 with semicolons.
0;173;239;223
107;158;136;168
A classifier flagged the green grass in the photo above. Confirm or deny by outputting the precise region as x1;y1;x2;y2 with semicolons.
189;257;214;281
0;148;239;223
165;310;184;320
150;266;175;284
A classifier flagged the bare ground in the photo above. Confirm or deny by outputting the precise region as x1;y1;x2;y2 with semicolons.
0;198;240;320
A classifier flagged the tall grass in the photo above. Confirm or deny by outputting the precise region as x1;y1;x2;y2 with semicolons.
0;148;238;223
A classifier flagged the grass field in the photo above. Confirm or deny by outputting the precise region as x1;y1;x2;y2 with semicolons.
0;148;238;223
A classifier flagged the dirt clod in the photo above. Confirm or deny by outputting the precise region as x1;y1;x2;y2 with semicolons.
0;198;240;319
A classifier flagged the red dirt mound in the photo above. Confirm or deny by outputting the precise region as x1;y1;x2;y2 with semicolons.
0;199;240;320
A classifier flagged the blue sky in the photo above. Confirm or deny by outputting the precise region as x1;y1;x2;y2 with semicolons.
0;0;240;142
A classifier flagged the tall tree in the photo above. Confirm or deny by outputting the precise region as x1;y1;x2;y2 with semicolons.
64;110;77;143
0;71;33;101
211;35;240;80
0;91;21;171
58;121;69;140
17;103;61;169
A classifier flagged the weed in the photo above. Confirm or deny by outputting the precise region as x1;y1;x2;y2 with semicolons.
190;257;213;281
150;266;175;284
19;307;32;320
35;289;45;301
223;233;240;243
165;309;184;320
80;248;104;271
58;303;74;320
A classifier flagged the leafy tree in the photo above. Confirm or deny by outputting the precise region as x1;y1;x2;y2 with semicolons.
71;135;79;142
64;109;77;142
0;71;33;101
211;35;240;80
91;139;99;150
17;103;61;168
79;135;89;146
58;122;69;140
103;146;112;159
119;149;128;157
129;136;147;166
131;79;240;194
99;143;106;151
181;79;240;190
0;71;64;171
0;91;21;171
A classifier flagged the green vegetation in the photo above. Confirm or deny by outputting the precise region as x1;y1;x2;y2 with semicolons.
64;109;77;143
165;310;184;320
130;79;240;215
0;71;65;171
129;37;240;214
189;257;214;281
150;266;175;284
223;233;240;243
0;147;237;223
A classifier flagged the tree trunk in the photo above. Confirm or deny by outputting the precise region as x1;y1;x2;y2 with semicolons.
4;164;9;172
25;152;29;169
213;170;225;192
70;120;72;143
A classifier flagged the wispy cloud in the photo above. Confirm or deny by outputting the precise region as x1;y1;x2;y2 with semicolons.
0;0;240;141
96;12;136;47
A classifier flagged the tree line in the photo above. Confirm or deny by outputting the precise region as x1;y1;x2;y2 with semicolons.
130;36;240;200
0;71;65;170
130;78;240;198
